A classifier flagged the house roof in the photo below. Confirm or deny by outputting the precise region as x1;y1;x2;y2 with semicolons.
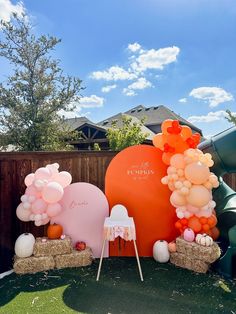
63;117;107;132
98;113;155;140
124;105;202;134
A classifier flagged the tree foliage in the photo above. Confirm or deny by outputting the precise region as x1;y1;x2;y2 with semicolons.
106;115;149;151
226;110;236;126
0;14;82;151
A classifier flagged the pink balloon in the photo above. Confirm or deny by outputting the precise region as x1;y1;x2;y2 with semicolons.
25;185;41;198
46;203;62;217
170;191;187;207
42;182;64;203
35;220;42;226
186;185;211;208
35;167;51;180
186;204;199;214
16;204;31;222
24;173;35;187
31;199;47;214
170;154;185;169
184;162;210;185
54;171;72;188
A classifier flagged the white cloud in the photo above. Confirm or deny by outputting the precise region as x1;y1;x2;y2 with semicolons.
0;0;25;22
127;42;141;52
131;46;180;73
58;95;104;118
179;98;187;103
101;84;117;93
79;95;104;108
123;77;152;96
91;66;137;81
189;87;234;108
188;110;236;123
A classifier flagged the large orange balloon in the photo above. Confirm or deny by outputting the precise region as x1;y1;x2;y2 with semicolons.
181;125;192;140
105;145;178;257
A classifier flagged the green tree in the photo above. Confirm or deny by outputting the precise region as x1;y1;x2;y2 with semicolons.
226;110;236;125
106;115;149;151
0;14;82;151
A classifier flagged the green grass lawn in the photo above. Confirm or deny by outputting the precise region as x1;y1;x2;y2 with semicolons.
0;258;235;314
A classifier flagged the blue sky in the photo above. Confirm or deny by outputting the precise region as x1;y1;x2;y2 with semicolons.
0;0;236;137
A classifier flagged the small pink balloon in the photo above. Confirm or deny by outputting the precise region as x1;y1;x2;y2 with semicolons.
46;203;62;217
24;173;35;187
42;182;64;203
25;185;41;198
35;167;51;180
54;171;72;188
31;198;47;214
16;204;31;222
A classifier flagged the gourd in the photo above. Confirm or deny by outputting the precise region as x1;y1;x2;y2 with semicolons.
153;240;170;263
183;228;195;242
195;233;213;246
47;223;63;239
15;233;35;258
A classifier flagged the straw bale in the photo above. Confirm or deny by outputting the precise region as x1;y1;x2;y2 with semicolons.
176;237;221;263
170;252;209;273
33;236;72;257
14;255;55;274
55;248;93;269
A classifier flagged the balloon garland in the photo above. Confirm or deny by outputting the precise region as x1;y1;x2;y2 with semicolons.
153;120;220;240
16;163;72;226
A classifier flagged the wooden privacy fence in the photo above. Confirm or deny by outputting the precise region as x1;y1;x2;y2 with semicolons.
0;151;236;273
0;151;117;273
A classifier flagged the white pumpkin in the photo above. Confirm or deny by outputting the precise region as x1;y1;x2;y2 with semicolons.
195;233;213;247
153;240;170;263
15;233;35;258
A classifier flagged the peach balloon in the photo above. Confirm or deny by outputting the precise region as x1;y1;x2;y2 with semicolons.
186;185;211;208
153;133;165;149
184;162;210;185
170;190;187;207
170;154;185;169
186;204;199;214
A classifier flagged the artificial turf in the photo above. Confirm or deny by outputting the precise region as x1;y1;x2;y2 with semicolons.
0;258;235;314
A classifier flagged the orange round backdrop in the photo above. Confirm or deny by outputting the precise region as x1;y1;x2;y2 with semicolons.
105;145;178;257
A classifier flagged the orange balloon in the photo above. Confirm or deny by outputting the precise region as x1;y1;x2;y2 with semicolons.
175;221;182;229
161;119;174;135
207;215;217;228
153;133;165;149
181;125;192;140
162;152;172;165
202;224;210;232
200;217;207;224
180;218;188;225
188;216;202;233
210;227;220;240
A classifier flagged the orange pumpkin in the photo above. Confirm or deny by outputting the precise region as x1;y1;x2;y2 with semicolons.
47;223;63;239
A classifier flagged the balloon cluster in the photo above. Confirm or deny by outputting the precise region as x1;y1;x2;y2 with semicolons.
153;120;220;240
161;149;220;238
153;119;201;165
16;163;72;226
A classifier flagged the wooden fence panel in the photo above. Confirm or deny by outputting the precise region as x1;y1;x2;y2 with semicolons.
0;151;116;272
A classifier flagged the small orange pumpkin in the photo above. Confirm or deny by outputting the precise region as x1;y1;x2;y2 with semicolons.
47;223;63;239
168;242;177;253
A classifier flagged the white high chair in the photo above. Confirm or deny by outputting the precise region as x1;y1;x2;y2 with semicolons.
96;204;143;281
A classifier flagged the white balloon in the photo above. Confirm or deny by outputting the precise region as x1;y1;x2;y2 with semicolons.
23;202;31;209
21;195;28;203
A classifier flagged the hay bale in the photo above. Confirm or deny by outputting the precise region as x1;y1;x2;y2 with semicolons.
33;236;72;257
14;255;55;274
176;237;221;263
170;252;209;273
55;248;93;269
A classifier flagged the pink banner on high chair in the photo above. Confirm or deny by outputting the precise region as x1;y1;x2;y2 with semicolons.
51;182;109;257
